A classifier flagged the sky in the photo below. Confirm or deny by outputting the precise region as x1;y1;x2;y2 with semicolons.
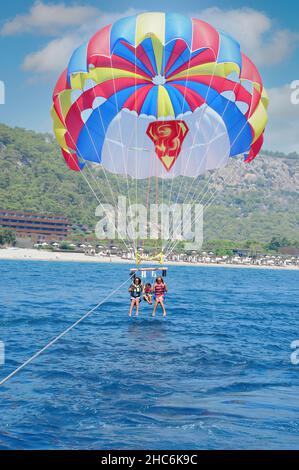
0;0;298;153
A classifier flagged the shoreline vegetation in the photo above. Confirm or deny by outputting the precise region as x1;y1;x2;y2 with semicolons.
0;124;298;244
0;248;298;270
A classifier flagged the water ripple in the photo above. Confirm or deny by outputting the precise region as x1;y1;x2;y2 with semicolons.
0;261;299;449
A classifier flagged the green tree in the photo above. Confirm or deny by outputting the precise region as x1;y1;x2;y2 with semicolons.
0;228;16;246
267;237;289;251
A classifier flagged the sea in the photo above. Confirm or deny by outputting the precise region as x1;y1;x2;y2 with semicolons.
0;260;298;450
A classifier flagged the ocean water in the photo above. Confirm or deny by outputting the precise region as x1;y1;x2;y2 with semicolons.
0;260;299;450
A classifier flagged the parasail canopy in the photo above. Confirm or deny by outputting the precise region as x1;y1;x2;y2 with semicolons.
51;12;269;179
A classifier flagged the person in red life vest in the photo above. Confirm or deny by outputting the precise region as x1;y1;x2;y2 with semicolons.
152;277;168;317
128;277;143;317
143;283;153;305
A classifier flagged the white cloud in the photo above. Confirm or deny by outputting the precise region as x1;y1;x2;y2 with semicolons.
1;1;99;36
19;4;299;76
264;83;299;154
197;7;298;67
21;9;138;74
23;35;79;74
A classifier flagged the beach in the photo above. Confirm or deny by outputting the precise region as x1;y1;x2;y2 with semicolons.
0;247;297;270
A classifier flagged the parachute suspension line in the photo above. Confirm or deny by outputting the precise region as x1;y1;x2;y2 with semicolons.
63;124;132;253
134;45;139;261
74;81;138;254
165;46;193;215
63;120;134;250
166;52;218;218
177;102;240;216
159;176;163;261
87;80;136;253
90;75;125;202
73;100;134;253
167;135;268;256
184;89;255;211
165;160;244;259
155;173;159;259
176;69;246;211
167;138;246;256
160;47;193;259
164;165;237;259
197;93;260;213
129;43;138;261
165;109;253;258
141;173;152;260
0;275;133;387
160;48;168;259
74;102;120;216
126;98;143;259
170;69;238;213
164;65;246;258
163;56;220;255
161;172;166;257
107;55;137;255
165;105;257;258
75;162;132;253
155;157;164;265
137;149;161;266
167;61;237;258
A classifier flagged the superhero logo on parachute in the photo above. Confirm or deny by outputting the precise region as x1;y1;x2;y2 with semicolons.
51;12;269;178
147;121;189;171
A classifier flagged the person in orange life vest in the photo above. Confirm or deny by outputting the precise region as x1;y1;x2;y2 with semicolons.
143;282;153;305
152;276;168;317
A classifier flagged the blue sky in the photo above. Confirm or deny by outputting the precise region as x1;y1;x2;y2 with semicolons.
0;0;298;153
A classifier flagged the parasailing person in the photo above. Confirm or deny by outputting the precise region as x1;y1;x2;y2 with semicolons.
128;277;143;317
152;276;168;317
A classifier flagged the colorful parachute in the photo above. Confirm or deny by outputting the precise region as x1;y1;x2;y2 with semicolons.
51;12;269;178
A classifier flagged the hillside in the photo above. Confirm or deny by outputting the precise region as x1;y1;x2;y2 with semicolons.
0;123;298;243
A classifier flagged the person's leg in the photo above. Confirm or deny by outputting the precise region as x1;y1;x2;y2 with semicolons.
135;298;140;316
160;299;166;317
152;300;158;317
129;299;135;317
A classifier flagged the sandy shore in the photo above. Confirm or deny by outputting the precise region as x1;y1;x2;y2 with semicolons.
0;248;298;270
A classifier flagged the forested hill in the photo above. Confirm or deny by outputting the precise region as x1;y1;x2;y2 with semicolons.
0;123;298;242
